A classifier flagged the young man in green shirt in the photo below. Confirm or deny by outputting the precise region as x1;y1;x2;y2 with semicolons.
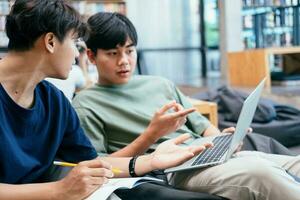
73;12;300;200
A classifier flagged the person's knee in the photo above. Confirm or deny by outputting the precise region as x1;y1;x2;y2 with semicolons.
238;158;278;187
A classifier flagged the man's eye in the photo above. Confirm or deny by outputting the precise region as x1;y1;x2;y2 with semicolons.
107;52;117;55
128;49;135;53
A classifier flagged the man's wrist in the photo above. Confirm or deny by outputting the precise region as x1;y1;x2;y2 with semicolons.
134;154;156;175
144;127;160;143
52;180;65;200
202;125;221;137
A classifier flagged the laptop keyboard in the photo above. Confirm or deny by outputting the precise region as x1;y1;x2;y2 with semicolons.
191;134;233;166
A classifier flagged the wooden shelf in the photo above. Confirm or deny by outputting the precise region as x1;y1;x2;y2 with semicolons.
228;46;300;91
265;46;300;54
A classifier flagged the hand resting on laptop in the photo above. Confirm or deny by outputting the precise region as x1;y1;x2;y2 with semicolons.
221;126;253;153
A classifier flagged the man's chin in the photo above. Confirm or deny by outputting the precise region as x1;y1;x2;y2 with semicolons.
48;74;69;80
118;77;131;84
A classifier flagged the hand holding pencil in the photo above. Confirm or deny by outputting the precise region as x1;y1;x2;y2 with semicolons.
55;159;115;199
53;160;123;174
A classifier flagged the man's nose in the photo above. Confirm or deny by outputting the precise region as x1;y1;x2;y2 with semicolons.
118;53;129;66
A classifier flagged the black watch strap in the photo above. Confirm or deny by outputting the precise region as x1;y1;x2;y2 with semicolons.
129;156;139;177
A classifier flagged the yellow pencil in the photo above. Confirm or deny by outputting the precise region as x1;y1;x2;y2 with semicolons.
53;161;77;167
53;161;123;174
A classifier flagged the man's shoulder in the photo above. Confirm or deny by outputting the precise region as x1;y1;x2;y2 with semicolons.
72;85;101;107
75;85;98;96
39;80;73;110
39;80;67;99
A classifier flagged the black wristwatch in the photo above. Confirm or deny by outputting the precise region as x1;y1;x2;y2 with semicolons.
129;156;139;177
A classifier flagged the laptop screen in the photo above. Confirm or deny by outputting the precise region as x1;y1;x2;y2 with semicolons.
226;78;266;159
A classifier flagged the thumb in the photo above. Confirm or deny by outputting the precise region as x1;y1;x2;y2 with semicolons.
157;101;176;114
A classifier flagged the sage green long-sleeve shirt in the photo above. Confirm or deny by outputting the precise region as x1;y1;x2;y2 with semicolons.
72;75;210;155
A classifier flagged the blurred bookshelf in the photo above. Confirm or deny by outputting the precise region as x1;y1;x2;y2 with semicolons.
0;0;126;55
71;0;126;20
0;1;13;50
242;0;300;49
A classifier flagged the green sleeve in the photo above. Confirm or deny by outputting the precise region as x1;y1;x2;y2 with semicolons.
75;107;108;156
171;82;211;136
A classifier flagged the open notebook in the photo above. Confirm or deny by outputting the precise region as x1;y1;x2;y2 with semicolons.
87;177;163;200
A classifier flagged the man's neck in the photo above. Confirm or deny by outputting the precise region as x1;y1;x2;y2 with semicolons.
0;52;45;108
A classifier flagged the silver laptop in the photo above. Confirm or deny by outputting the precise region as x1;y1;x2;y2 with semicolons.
165;78;266;173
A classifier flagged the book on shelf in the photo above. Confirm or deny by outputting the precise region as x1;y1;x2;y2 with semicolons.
71;1;126;17
242;0;300;48
86;177;163;200
271;69;300;86
272;79;300;86
243;0;298;7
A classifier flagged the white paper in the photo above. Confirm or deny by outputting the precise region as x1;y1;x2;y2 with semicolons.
87;177;162;200
106;193;121;200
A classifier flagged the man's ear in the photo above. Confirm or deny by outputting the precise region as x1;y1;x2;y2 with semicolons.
44;32;56;53
86;49;96;64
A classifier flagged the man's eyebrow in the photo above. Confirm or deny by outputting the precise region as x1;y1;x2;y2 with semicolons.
125;43;135;48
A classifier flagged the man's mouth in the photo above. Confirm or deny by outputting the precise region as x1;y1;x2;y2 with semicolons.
117;69;130;77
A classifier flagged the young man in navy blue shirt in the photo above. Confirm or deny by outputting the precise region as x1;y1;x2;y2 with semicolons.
0;1;209;199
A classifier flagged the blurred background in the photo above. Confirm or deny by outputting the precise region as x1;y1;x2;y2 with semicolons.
2;0;300;99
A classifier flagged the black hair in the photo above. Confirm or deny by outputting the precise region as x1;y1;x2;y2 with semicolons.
6;0;86;51
86;12;138;54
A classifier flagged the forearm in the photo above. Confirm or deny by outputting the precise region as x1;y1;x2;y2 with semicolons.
110;129;155;157
100;155;154;178
202;124;221;137
101;134;207;179
0;182;61;200
111;101;196;157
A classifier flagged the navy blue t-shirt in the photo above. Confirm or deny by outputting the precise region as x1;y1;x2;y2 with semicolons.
0;81;98;184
